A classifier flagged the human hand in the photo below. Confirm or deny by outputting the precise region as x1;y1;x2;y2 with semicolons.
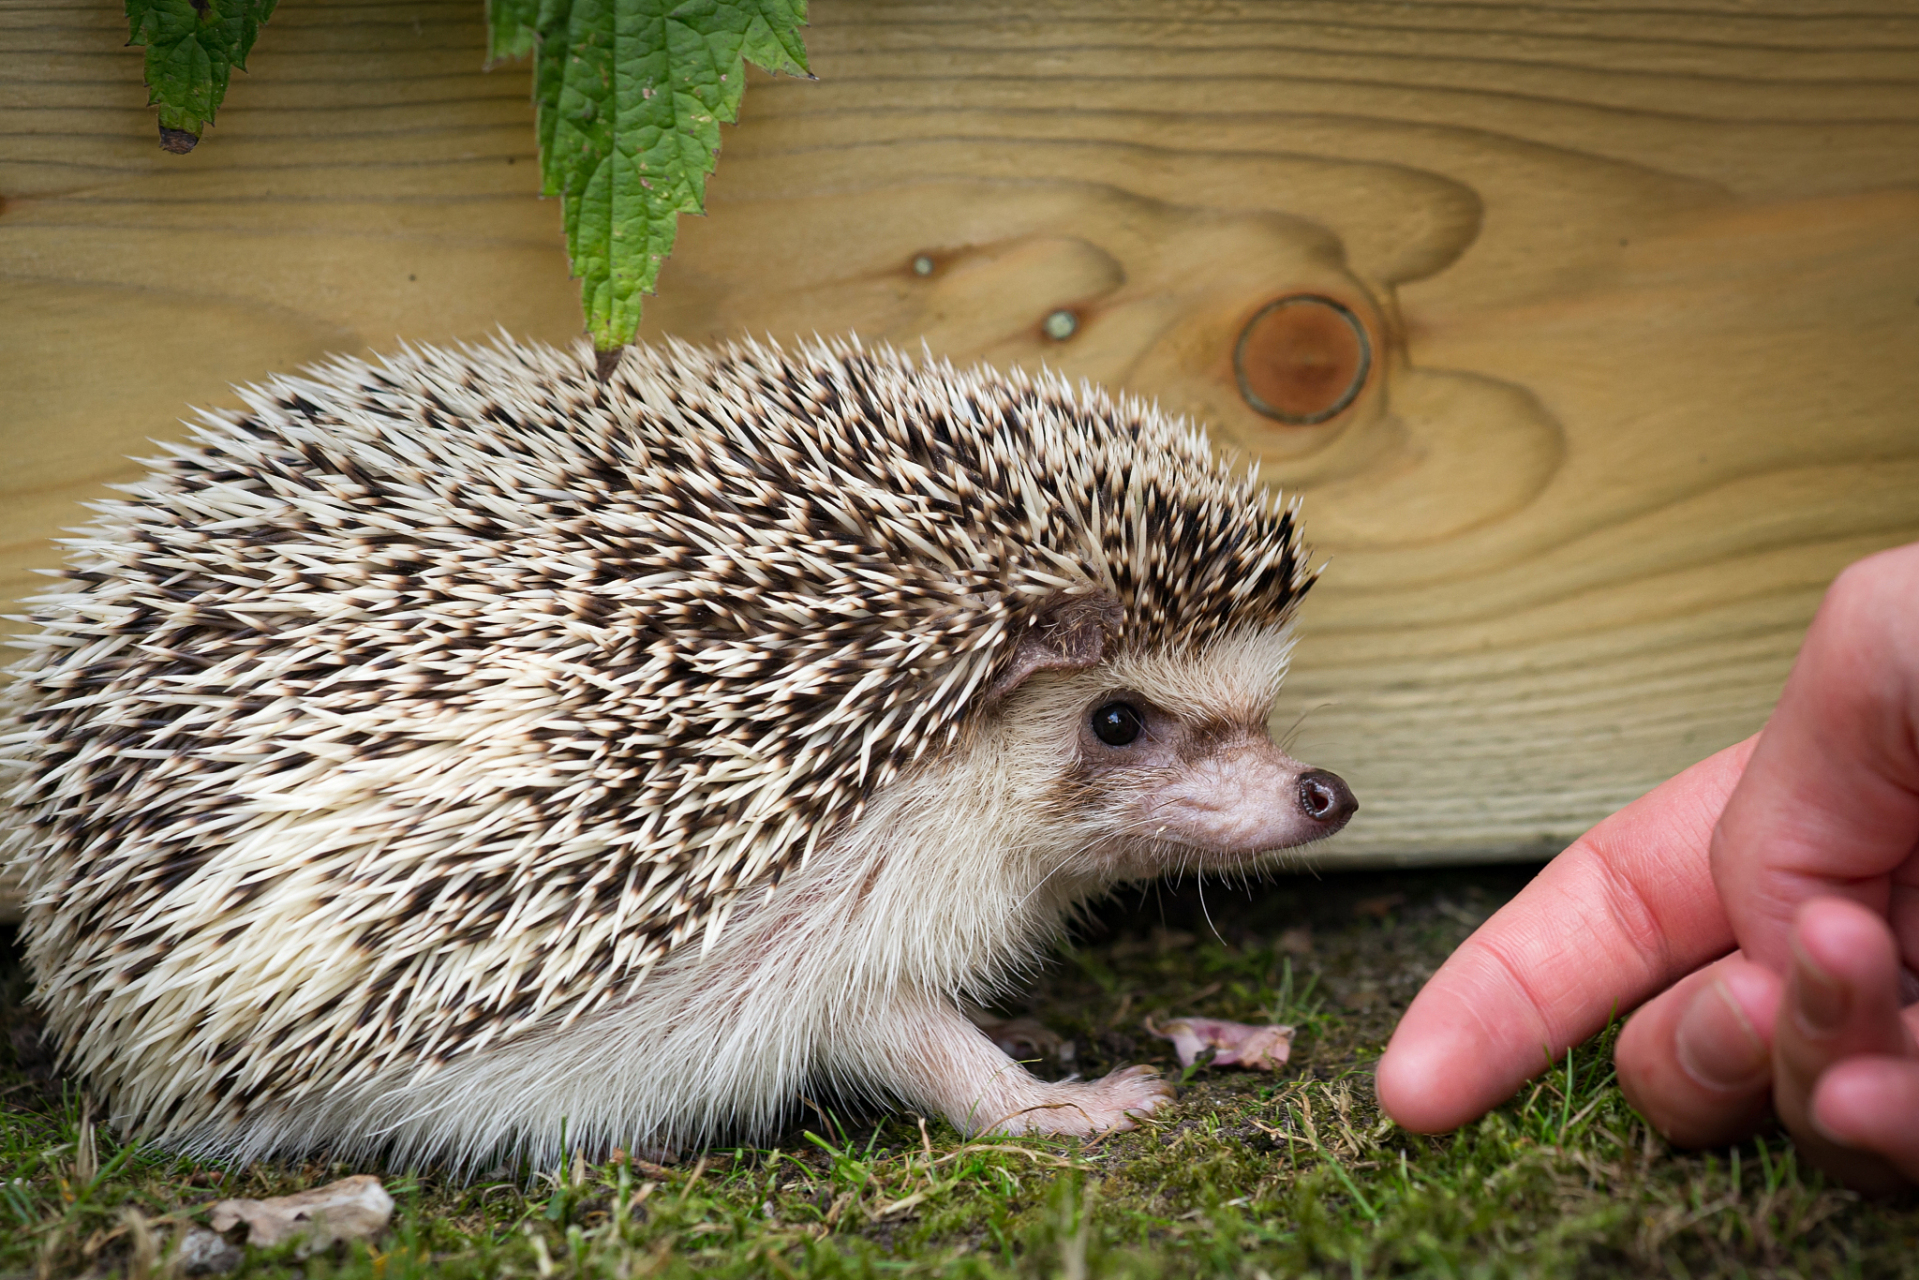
1374;542;1919;1191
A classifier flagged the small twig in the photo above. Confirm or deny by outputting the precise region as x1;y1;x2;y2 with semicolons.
1559;1093;1607;1139
798;1095;842;1145
1247;1117;1311;1145
929;1143;1083;1170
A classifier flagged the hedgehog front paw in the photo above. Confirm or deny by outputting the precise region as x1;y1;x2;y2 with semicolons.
987;1065;1175;1137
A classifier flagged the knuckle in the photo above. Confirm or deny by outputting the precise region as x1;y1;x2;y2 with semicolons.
1594;854;1677;979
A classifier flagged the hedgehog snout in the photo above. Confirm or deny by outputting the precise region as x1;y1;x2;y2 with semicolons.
1124;741;1358;859
1298;769;1357;829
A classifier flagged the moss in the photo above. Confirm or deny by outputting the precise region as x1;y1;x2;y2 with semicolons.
4;866;1917;1278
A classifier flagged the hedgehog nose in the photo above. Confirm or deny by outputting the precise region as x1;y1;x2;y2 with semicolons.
1297;770;1357;830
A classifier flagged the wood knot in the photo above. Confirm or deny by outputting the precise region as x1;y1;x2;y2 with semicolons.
1233;294;1372;425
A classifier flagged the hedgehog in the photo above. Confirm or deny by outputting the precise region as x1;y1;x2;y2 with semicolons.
0;334;1355;1170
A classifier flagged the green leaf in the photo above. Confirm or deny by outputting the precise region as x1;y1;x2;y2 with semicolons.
125;0;278;153
487;0;541;65
530;0;810;350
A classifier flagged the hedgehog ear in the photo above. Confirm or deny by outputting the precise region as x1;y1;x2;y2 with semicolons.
984;591;1123;709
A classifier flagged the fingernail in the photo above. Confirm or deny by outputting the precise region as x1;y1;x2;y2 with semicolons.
1676;977;1770;1091
1792;943;1850;1039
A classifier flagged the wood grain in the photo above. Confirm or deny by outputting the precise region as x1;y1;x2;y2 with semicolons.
3;0;1916;882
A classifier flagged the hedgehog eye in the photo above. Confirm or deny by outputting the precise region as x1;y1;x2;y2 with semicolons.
1090;701;1146;747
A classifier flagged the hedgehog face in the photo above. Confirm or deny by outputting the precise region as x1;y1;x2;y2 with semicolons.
992;622;1355;883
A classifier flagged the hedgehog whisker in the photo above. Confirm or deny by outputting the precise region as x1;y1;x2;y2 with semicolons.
1275;700;1336;755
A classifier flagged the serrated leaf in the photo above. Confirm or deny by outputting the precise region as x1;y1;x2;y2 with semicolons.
125;0;278;153
531;0;809;349
486;0;541;65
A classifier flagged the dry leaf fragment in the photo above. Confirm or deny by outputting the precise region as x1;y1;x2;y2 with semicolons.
207;1174;393;1253
1148;1016;1295;1070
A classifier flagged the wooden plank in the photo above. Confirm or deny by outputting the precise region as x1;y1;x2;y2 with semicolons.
2;0;1916;884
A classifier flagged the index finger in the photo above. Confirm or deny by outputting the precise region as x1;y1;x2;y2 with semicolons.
1376;736;1754;1133
1713;543;1919;973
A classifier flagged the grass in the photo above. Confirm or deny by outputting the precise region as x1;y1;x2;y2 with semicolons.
4;866;1919;1278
